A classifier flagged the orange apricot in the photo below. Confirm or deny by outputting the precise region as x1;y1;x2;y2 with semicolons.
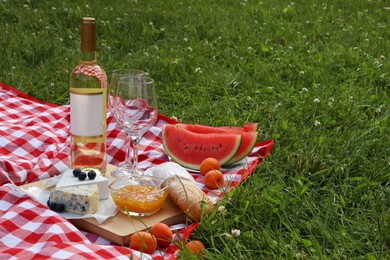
130;231;157;254
204;170;224;189
149;222;173;248
200;157;220;176
185;240;206;257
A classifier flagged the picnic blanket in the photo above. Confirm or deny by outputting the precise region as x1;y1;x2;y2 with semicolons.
0;82;273;259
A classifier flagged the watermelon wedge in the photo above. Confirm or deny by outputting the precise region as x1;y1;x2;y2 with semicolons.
220;122;258;132
176;123;259;164
162;124;242;170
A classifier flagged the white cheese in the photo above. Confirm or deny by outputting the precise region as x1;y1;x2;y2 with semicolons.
56;168;109;200
50;184;99;214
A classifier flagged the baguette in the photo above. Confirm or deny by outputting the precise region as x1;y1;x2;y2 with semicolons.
162;176;213;222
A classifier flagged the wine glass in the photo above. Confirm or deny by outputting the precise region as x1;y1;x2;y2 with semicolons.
108;69;145;178
108;69;145;114
113;76;158;177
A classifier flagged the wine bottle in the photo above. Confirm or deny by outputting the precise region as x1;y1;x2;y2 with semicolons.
69;17;107;176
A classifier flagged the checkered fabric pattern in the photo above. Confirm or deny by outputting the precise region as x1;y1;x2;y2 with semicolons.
0;82;273;259
0;184;140;259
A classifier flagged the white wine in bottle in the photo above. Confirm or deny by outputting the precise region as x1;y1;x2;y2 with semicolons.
69;17;107;176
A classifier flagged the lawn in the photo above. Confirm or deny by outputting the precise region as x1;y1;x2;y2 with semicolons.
1;0;389;258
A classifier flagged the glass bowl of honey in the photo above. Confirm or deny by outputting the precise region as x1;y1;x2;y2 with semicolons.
109;175;170;216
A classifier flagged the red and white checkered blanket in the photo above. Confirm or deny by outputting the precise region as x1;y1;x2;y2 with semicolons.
0;82;273;259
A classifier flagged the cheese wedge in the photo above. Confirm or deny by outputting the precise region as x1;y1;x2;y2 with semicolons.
49;184;99;214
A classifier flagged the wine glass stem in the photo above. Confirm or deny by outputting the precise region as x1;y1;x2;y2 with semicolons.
124;135;132;167
130;136;140;175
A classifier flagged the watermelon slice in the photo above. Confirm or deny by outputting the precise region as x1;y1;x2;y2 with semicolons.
220;122;258;132
162;124;242;170
176;123;259;164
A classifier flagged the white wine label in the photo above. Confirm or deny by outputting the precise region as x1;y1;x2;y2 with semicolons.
70;91;103;137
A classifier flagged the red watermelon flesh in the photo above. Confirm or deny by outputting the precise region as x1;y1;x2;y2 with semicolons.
220;122;258;132
162;124;242;170
176;123;258;164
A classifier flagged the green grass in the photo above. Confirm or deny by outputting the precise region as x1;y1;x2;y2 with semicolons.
1;0;389;258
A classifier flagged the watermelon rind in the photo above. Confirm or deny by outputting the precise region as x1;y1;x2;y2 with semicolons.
227;131;258;164
162;124;242;170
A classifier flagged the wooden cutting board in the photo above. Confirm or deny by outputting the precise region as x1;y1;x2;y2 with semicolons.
20;165;187;246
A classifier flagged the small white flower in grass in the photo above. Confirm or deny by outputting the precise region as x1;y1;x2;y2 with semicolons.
160;27;165;32
171;59;179;64
171;116;178;121
299;71;305;75
154;45;159;50
314;98;320;103
301;87;308;92
187;47;192;52
349;96;354;103
218;205;226;215
51;7;56;10
314;120;321;126
23;4;28;8
183;37;188;42
149;21;153;26
231;229;241;237
195;67;202;73
376;105;384;113
328;97;334;107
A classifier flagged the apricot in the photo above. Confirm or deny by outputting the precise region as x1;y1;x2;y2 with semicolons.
204;170;224;189
130;231;156;254
185;240;206;257
200;157;220;176
149;222;173;248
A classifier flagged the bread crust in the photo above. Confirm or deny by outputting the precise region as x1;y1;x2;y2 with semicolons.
162;177;213;222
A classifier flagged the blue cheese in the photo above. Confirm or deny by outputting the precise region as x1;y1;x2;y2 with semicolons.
56;168;109;200
50;184;99;214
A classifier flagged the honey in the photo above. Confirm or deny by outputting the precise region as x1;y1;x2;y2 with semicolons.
111;185;168;215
